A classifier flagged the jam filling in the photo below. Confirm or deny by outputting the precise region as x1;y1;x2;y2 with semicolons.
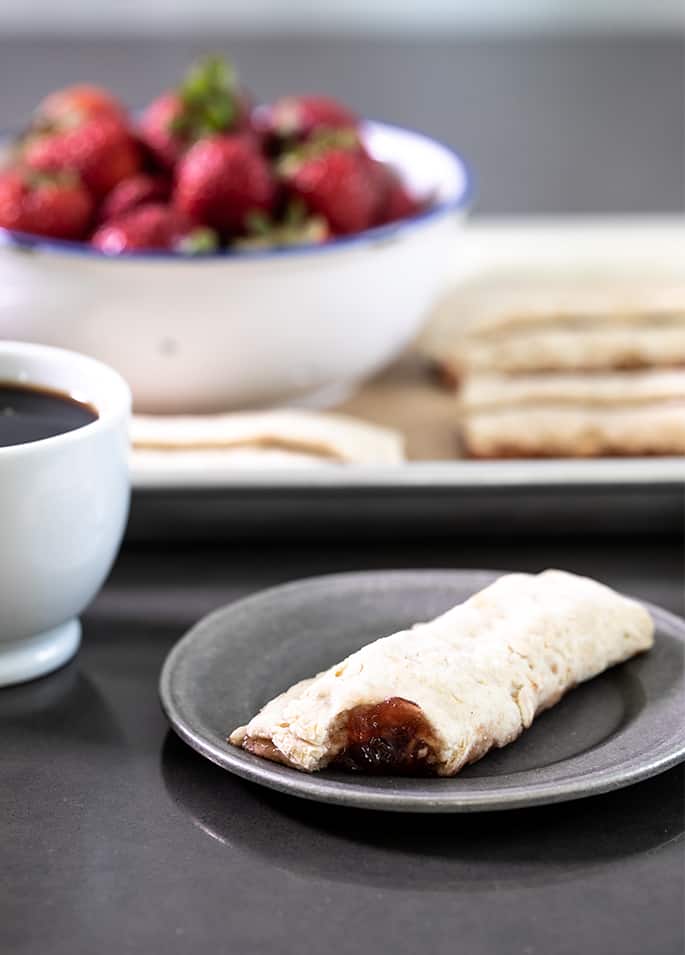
332;697;439;775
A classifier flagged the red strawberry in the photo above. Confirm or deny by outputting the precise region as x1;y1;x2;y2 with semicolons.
138;92;186;169
139;56;251;170
99;174;170;222
382;178;422;223
175;135;275;234
367;160;422;225
258;95;357;142
281;146;377;235
91;202;217;253
33;84;127;129
23;115;140;198
0;168;92;240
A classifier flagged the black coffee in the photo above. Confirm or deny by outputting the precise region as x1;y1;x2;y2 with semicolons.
0;383;98;448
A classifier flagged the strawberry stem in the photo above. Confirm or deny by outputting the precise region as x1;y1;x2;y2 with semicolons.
276;127;361;177
244;211;272;236
171;55;240;139
176;226;220;254
233;208;328;250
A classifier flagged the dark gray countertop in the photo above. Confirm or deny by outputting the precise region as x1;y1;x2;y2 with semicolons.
2;537;684;955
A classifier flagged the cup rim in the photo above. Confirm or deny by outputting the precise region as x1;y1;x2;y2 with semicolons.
0;340;131;458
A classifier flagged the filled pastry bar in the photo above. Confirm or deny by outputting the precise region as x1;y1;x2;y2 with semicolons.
460;369;685;457
419;274;685;458
420;276;685;382
229;570;654;776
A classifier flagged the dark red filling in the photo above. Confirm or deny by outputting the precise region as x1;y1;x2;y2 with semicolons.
331;697;439;775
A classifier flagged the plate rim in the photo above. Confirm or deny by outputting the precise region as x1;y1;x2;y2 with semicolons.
159;569;685;812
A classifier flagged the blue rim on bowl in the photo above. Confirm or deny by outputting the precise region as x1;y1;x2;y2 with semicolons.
0;120;474;262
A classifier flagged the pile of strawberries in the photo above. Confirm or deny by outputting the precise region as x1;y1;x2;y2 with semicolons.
0;56;423;254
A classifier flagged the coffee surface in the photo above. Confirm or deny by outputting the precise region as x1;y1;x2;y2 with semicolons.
0;383;98;447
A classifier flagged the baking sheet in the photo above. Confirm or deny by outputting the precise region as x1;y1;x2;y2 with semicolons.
128;217;685;538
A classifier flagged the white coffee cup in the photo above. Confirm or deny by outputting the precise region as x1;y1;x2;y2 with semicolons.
0;341;131;686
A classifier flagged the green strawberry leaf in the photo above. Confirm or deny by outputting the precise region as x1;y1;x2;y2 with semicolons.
234;208;328;250
276;127;361;178
176;226;220;255
244;211;272;236
173;55;240;140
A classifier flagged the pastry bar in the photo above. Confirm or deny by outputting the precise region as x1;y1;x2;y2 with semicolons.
229;570;653;776
131;409;404;466
460;369;685;457
420;276;685;382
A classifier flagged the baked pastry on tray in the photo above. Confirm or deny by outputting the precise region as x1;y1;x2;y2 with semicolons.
419;273;685;457
460;369;685;457
230;570;653;776
131;409;404;467
421;276;685;382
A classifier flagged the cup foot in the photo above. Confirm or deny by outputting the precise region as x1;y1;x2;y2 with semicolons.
0;620;81;687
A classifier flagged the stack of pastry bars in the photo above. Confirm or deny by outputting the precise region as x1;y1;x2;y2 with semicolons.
421;274;685;457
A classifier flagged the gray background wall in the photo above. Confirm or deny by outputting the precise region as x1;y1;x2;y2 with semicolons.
1;0;684;34
0;10;682;216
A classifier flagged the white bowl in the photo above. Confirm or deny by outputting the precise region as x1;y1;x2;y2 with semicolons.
0;341;130;686
0;122;471;413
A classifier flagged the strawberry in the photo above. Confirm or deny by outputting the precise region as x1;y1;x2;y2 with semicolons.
280;144;377;235
33;84;127;129
381;177;422;224
367;160;422;225
174;135;275;234
99;173;170;222
139;56;251;170
23;115;140;198
138;93;186;170
91;202;218;253
0;168;92;240
257;95;357;143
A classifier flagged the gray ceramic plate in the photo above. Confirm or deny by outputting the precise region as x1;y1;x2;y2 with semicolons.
159;570;685;812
